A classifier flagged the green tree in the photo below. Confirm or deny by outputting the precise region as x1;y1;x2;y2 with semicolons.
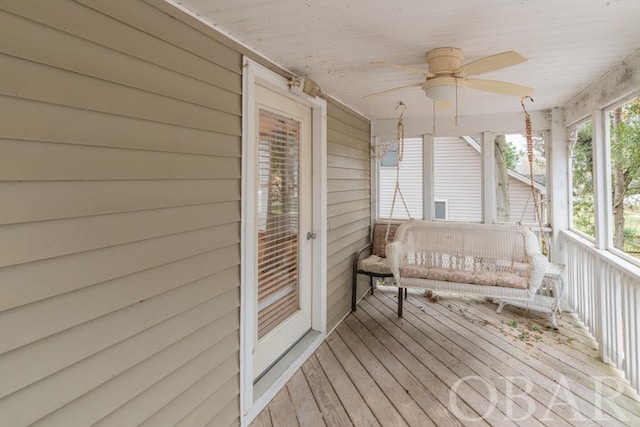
611;98;640;250
571;122;595;236
503;141;523;171
571;98;640;250
495;135;511;221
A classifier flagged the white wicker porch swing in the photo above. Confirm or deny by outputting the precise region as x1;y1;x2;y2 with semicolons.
355;99;564;324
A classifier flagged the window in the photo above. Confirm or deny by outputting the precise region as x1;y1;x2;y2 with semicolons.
607;97;640;260
434;200;447;220
494;133;548;224
380;149;398;167
570;121;595;238
378;138;423;219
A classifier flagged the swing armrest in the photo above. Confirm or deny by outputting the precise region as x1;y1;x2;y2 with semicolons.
385;241;402;282
353;243;372;272
524;228;549;294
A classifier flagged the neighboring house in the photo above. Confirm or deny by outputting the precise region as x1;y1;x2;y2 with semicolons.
379;136;546;223
378;138;424;219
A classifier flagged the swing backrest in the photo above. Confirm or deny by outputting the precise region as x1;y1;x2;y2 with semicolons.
371;222;400;258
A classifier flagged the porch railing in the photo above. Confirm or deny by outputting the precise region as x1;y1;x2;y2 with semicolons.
562;230;640;391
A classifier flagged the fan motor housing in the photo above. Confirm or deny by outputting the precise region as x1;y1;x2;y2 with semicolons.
425;47;464;74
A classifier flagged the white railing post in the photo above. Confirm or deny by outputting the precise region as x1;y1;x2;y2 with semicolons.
563;231;640;392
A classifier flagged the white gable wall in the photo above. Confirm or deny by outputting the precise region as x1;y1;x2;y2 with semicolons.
378;135;542;223
434;136;484;222
378;138;423;220
506;179;538;224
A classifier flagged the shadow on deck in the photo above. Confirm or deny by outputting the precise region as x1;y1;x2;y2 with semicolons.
252;287;640;426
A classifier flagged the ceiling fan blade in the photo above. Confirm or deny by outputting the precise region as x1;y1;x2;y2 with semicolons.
454;51;527;77
466;78;533;97
435;100;452;110
370;61;436;77
364;83;422;98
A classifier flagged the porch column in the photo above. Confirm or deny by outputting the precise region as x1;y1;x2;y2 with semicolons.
592;110;612;249
482;131;495;223
423;134;434;221
371;136;379;225
549;107;570;264
591;109;615;362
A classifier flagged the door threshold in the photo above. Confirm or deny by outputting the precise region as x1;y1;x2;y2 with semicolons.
246;330;323;424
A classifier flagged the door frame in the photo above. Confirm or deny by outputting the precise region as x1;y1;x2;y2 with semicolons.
240;57;327;425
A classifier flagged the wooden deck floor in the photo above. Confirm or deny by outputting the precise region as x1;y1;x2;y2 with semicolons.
251;287;640;427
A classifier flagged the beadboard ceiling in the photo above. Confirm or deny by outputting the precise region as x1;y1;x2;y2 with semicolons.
172;0;640;120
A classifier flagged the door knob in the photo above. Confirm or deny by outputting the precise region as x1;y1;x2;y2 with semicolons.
306;232;316;240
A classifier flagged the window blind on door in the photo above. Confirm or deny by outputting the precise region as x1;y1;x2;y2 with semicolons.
257;110;301;339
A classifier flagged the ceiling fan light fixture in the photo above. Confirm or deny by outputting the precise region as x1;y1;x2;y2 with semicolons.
423;84;456;101
422;77;458;101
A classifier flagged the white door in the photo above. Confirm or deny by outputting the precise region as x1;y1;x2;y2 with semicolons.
253;84;313;379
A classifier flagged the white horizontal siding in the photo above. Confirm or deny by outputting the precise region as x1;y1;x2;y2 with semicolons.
434;136;483;223
435;135;543;224
507;179;538;224
0;1;243;425
379;138;423;220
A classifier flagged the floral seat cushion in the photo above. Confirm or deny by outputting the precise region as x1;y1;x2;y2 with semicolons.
399;264;528;289
358;255;392;275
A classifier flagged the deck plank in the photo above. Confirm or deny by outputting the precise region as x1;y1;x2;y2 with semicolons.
392;291;640;425
492;301;599;355
363;296;521;426
314;342;380;426
286;369;326;427
251;288;640;427
488;301;614;375
388;292;610;423
376;292;579;426
453;296;626;382
301;356;352;427
336;322;435;426
325;332;408;426
343;314;464;427
373;291;572;427
267;387;299;427
251;408;273;427
441;295;640;421
353;306;489;426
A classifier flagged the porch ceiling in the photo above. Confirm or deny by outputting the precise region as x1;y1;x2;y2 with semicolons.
172;0;640;120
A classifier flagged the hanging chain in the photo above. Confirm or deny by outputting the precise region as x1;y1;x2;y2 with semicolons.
396;105;405;163
386;102;412;243
455;78;459;126
432;100;436;136
521;96;549;257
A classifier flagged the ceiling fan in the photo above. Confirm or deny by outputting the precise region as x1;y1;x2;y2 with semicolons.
367;47;533;108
